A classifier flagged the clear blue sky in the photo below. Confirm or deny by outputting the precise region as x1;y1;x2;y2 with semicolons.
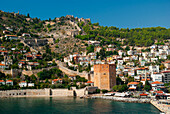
1;0;170;28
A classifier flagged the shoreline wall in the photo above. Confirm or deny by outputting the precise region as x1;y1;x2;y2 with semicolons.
0;89;73;97
0;88;87;97
0;89;50;97
51;89;73;96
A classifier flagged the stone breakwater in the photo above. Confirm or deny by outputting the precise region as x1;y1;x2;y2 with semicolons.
91;96;151;103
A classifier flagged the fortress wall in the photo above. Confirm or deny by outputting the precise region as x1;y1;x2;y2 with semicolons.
0;88;79;97
0;89;50;97
51;89;73;96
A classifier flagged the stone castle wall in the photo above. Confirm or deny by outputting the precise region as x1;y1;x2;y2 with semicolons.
51;89;73;96
0;69;20;77
0;88;87;97
0;89;49;97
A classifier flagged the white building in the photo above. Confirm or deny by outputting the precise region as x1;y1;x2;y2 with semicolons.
151;81;164;91
151;73;162;82
22;33;31;37
149;65;159;73
5;35;18;40
6;80;13;86
127;82;139;90
19;81;27;87
28;83;34;87
0;80;5;85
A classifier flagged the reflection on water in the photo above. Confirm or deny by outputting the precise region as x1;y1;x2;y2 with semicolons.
0;97;160;114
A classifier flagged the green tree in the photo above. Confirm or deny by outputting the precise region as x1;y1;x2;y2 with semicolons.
137;82;143;91
144;80;151;91
125;46;130;51
112;84;128;92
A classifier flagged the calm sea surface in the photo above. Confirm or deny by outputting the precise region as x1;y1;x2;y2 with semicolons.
0;97;160;114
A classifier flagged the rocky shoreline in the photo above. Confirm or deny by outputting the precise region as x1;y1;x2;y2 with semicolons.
90;96;151;103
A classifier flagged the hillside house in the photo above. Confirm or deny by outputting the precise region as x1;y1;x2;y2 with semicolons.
6;80;13;86
52;79;62;84
0;63;8;69
150;58;158;62
151;81;164;91
0;80;5;85
149;65;159;73
162;61;170;69
0;46;5;50
88;40;100;46
22;33;31;37
151;72;162;82
5;35;18;40
127;82;139;90
85;81;94;86
3;30;10;34
28;83;34;87
19;81;27;87
26;55;33;61
94;46;102;53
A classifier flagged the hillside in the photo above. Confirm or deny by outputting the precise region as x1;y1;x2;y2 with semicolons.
0;10;170;56
76;23;170;47
0;11;90;55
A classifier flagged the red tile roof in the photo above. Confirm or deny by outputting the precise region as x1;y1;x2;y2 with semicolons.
86;81;94;83
0;50;8;53
19;62;25;64
140;93;148;96
136;67;148;70
27;55;33;57
0;80;5;82
153;72;160;74
6;35;17;37
127;82;139;85
0;63;5;66
156;91;164;94
53;79;62;82
161;71;170;73
20;81;26;83
6;80;13;82
151;81;163;84
141;79;150;81
36;54;42;56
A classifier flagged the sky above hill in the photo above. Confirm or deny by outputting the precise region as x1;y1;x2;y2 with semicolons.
1;0;170;28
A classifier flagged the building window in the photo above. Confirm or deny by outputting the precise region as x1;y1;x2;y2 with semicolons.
103;73;106;75
96;73;97;75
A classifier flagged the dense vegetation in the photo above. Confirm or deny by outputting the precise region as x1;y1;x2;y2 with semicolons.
0;11;44;36
76;22;170;46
